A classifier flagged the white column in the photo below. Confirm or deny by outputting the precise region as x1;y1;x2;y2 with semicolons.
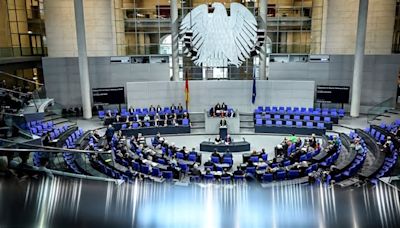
350;0;369;117
74;0;92;119
259;0;268;80
170;0;179;81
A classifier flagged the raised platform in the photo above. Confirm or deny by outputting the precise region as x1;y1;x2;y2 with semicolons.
255;125;325;135
200;141;251;152
121;126;190;137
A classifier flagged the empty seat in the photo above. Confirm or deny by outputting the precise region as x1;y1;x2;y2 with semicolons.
296;121;303;127
317;122;325;129
294;115;300;120
266;120;273;126
286;121;293;126
304;116;311;121
284;115;290;120
314;116;321;121
324;117;331;122
274;114;281;119
182;118;190;126
262;173;273;182
276;171;286;180
276;120;283;126
255;119;263;125
306;122;314;128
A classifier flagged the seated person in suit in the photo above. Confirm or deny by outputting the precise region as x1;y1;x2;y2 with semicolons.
215;103;221;112
220;117;227;127
228;109;235;118
209;107;215;117
225;134;232;145
170;103;177;111
115;115;121;122
233;168;244;176
106;110;113;118
204;159;214;168
143;114;151;122
172;117;179;126
183;112;189;119
190;163;201;176
156;105;162;113
211;149;222;160
149;105;156;112
177;103;183;113
128;106;135;114
214;135;222;144
221;168;231;178
221;102;227;111
136;119;143;127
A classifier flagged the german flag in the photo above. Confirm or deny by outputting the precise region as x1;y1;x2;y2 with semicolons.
185;72;189;110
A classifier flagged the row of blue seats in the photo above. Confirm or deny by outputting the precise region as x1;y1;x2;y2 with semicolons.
29;121;55;136
255;119;326;129
378;119;400;132
363;127;399;184
255;106;345;117
255;114;332;122
335;133;367;182
119;118;190;129
98;107;188;118
64;128;84;149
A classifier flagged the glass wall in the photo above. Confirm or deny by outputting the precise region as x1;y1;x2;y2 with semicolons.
3;0;47;57
113;0;324;79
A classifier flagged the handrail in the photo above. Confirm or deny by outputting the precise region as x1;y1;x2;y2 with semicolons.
0;139;111;154
0;70;43;86
0;87;32;96
367;97;396;123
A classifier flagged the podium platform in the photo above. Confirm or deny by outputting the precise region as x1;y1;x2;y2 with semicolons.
205;111;240;135
200;141;251;152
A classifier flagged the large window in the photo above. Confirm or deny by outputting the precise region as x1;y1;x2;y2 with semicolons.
113;0;323;79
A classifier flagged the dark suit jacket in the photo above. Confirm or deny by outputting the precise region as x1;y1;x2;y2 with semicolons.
220;119;227;126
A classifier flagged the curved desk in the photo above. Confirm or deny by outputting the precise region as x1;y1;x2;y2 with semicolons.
200;141;251;152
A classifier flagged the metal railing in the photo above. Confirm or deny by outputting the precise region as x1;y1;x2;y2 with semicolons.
367;97;396;122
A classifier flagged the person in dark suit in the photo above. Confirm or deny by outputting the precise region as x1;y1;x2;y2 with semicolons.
214;135;222;144
209;107;215;117
215;103;221;112
149;105;156;112
177;103;183;112
42;132;52;147
211;149;221;160
170;103;177;111
233;168;244;176
225;134;232;144
105;125;115;143
128;106;135;114
190;164;201;176
220;117;227;127
221;102;227;111
156;105;162;113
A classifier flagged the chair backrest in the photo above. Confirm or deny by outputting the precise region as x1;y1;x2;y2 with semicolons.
211;156;220;163
294;115;300;120
306;122;313;128
182;118;190;126
274;114;281;119
266;120;273;125
223;157;233;164
262;173;273;182
276;120;283;126
162;171;173;179
284;115;290;120
324;117;331;122
250;156;259;162
286;121;293;126
188;154;197;162
256;119;263;125
176;152;184;159
296;121;303;127
246;167;256;174
304;116;310;121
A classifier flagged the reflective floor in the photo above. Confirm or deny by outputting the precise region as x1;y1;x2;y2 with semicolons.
1;177;400;228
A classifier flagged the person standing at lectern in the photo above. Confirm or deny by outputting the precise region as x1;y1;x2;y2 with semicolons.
220;117;227;127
